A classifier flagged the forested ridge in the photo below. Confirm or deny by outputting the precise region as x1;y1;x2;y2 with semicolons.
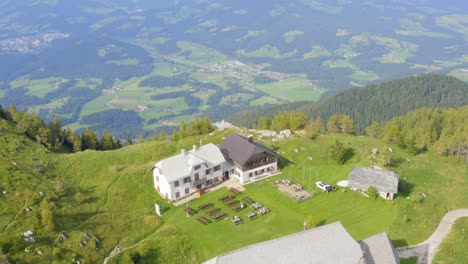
229;74;468;131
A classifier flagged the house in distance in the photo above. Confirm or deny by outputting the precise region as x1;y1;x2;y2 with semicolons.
348;166;400;200
152;134;279;202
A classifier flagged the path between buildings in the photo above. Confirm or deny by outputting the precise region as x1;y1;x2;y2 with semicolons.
397;208;468;264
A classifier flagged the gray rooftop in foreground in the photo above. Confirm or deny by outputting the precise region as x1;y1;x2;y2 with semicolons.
154;143;226;182
360;232;399;264
204;222;365;264
348;166;399;194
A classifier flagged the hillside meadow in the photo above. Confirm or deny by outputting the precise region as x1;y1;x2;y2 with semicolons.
1;125;467;263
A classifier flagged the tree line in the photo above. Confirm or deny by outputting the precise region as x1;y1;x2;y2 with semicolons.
0;104;122;152
248;105;467;160
229;74;468;132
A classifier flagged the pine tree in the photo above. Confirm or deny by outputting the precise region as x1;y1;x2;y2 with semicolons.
179;121;188;138
172;131;180;141
159;130;168;141
100;131;115;150
326;114;340;133
365;121;382;138
81;128;98;150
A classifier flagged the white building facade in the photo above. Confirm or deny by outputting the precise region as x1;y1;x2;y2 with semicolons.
153;144;233;202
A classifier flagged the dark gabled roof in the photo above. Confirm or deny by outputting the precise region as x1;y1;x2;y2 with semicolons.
219;134;278;166
348;166;399;194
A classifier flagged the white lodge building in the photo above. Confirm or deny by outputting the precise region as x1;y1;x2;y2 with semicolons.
153;143;232;201
152;134;279;202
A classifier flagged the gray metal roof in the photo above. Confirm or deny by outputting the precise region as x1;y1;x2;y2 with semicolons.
360;232;399;264
219;134;278;166
154;143;227;182
205;222;365;264
348;166;399;194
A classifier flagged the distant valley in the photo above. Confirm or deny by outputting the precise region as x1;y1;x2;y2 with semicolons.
0;0;466;137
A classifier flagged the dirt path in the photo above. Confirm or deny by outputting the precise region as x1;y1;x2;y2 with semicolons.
397;208;468;264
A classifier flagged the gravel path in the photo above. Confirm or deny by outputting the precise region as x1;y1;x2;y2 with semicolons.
397;208;468;264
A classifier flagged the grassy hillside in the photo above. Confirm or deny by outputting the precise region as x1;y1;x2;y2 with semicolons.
433;217;468;263
1;119;467;263
229;74;468;131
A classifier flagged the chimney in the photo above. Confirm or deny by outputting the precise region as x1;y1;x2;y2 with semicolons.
181;149;186;155
247;135;254;143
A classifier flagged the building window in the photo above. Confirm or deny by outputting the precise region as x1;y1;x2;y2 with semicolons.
175;192;180;198
174;180;179;187
205;169;211;175
195;173;199;181
183;177;191;184
194;164;201;170
214;165;221;171
185;188;189;195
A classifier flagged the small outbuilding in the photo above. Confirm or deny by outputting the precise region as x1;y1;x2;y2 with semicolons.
348;166;399;200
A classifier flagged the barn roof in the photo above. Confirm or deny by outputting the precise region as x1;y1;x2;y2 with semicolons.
348;166;399;194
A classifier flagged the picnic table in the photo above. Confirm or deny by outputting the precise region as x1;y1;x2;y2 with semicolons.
206;207;221;216
230;216;243;225
232;202;245;212
198;203;214;210
212;212;227;220
185;207;196;215
218;194;235;201
251;202;263;210
258;207;270;215
196;216;210;225
230;187;242;195
225;200;239;207
246;212;257;220
242;197;254;204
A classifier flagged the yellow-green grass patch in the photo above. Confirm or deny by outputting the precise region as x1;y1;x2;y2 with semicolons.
303;45;331;59
349;70;380;82
255;78;327;102
10;77;68;98
283;30;304;44
239;45;297;59
448;68;468;83
249;96;283;106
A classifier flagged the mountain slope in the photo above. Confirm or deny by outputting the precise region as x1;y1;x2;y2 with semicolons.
229;74;468;131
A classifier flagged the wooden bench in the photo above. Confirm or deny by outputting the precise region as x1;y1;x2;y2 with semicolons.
212;212;227;220
230;187;242;195
232;203;245;212
206;207;220;216
198;203;214;210
225;200;239;207
242;197;254;204
196;216;210;225
185;207;196;215
218;194;235;201
246;212;257;220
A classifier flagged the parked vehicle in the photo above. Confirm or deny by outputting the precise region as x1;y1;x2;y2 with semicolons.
316;181;332;192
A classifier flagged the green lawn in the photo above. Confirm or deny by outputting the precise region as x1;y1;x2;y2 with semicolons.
255;78;327;102
1;126;466;263
433;217;468;263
